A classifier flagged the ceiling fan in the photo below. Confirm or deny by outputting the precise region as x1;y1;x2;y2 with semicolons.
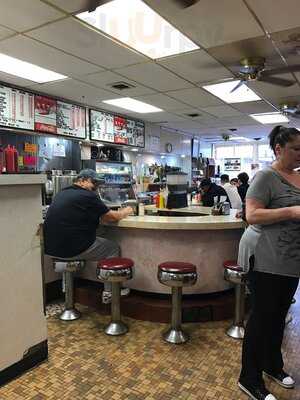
85;0;200;12
279;102;300;119
230;57;300;93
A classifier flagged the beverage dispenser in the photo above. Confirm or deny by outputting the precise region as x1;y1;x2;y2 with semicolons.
166;172;188;209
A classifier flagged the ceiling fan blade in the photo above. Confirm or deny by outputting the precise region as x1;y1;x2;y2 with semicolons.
261;64;300;77
258;75;295;87
230;80;245;93
171;0;200;8
85;0;111;12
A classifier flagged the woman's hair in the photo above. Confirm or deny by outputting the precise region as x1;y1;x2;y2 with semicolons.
269;125;300;153
237;172;249;184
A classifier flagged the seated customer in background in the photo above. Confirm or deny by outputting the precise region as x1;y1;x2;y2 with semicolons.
220;174;242;209
237;172;249;202
43;169;132;304
200;178;229;207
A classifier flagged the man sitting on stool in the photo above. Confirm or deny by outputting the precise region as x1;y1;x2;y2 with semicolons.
43;169;132;304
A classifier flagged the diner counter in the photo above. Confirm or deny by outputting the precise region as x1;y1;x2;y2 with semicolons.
105;205;244;230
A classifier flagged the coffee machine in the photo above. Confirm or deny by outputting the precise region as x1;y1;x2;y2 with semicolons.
166;172;188;209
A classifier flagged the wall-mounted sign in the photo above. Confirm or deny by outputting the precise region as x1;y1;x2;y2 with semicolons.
24;143;37;153
224;158;241;171
57;101;86;139
89;109;145;148
0;85;34;130
34;95;57;134
90;110;114;142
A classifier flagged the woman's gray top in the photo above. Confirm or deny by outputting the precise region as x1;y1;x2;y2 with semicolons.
238;167;300;277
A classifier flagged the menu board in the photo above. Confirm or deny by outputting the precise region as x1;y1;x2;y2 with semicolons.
114;116;128;144
57;101;86;139
90;109;145;147
34;95;57;134
224;158;241;171
0;85;34;130
90;110;114;142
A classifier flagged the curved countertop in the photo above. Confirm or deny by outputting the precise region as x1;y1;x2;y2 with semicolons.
105;205;244;230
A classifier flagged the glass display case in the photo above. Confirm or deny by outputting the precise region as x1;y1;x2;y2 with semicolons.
96;161;135;206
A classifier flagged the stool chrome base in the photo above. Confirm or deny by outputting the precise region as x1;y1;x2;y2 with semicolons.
59;308;81;321
163;328;189;344
226;325;244;340
105;321;128;336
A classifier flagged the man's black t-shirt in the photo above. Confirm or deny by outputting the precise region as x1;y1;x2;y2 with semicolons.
202;183;229;207
44;185;109;258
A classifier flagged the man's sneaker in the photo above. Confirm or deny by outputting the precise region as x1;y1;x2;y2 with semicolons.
264;370;295;389
238;382;277;400
121;287;130;297
102;290;112;304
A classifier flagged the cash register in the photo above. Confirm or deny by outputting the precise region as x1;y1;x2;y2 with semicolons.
166;172;188;209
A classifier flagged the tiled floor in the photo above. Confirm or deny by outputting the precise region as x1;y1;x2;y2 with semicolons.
1;292;300;400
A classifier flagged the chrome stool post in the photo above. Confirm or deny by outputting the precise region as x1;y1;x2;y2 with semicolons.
97;258;134;336
224;260;246;340
53;260;85;321
158;262;197;344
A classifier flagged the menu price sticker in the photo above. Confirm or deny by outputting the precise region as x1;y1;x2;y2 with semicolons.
57;101;86;139
90;110;114;142
34;95;57;134
24;143;37;153
0;85;34;130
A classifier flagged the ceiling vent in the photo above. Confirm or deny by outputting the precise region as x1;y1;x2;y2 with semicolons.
109;81;135;90
185;113;200;118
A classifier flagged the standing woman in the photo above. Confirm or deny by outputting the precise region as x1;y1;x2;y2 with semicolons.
238;126;300;400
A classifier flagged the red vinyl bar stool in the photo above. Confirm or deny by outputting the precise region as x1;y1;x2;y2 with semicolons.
52;259;85;321
158;262;197;344
97;257;134;336
223;260;246;340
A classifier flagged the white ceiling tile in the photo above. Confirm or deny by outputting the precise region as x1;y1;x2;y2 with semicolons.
0;71;35;87
201;105;243;117
46;0;88;13
0;35;103;77
232;101;277;114
166;87;224;107
246;0;300;33
28;79;118;107
0;25;15;41
27;17;147;69
220;115;259;127
0;0;64;32
135;93;188;111
76;71;156;96
115;62;193;92
158;49;233;84
147;0;264;49
143;112;187;123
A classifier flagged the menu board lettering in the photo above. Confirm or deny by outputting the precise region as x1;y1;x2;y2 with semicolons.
0;85;34;130
90;109;145;147
90;110;114;142
34;95;57;134
57;101;86;139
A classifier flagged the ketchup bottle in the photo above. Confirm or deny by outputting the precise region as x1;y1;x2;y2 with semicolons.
5;145;15;173
12;146;19;173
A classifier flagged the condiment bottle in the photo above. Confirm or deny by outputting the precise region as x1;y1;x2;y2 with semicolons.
159;189;165;208
5;145;15;173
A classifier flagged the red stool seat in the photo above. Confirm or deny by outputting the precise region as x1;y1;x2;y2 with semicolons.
98;257;134;270
223;260;243;272
158;261;196;274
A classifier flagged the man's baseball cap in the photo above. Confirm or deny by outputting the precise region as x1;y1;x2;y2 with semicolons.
77;169;103;182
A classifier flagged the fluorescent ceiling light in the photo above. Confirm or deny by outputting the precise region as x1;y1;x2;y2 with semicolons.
103;97;163;113
229;136;251;142
202;80;261;103
0;53;67;83
76;0;199;59
250;112;289;124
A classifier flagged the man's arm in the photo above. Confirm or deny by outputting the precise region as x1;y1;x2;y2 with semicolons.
101;206;133;223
